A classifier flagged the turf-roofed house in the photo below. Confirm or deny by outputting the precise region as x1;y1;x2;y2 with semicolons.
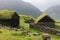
0;10;19;28
30;13;55;29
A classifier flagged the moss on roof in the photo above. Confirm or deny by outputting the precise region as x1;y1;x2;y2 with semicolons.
0;10;16;19
35;13;55;23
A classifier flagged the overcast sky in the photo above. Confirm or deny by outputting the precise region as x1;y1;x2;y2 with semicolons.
22;0;60;11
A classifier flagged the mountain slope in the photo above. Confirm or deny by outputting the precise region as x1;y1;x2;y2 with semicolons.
0;0;42;17
45;5;60;20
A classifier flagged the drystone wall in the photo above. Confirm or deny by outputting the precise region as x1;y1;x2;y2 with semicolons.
30;24;60;36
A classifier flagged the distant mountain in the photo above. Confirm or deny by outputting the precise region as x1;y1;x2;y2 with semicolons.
45;5;60;20
0;0;42;17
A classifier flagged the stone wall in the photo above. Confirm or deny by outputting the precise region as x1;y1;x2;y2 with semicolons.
37;22;55;28
30;24;60;36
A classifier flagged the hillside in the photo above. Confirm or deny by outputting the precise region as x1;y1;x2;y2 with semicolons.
0;15;59;40
20;15;60;40
45;5;60;20
0;0;42;17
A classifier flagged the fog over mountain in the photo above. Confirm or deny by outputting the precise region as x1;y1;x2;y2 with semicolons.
45;5;60;20
0;0;42;17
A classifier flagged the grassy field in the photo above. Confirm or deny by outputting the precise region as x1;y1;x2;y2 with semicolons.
20;15;60;40
0;15;60;40
54;22;60;30
0;28;60;40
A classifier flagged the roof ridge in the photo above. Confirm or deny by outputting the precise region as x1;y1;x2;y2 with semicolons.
0;10;16;19
35;13;55;23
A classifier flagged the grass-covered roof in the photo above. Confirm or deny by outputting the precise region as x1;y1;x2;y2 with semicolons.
35;13;55;23
0;10;16;19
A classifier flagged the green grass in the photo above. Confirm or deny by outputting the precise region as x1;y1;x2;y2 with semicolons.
0;15;60;40
0;28;60;40
0;28;43;40
20;15;29;30
0;10;16;19
20;15;60;40
54;22;60;30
